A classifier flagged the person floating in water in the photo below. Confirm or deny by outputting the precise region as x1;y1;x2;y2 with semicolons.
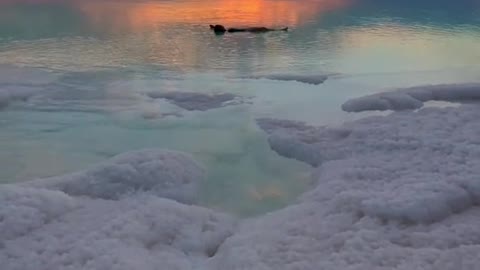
210;24;288;34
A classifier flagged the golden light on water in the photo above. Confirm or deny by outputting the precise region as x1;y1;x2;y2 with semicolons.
61;0;351;70
0;0;354;70
76;0;351;31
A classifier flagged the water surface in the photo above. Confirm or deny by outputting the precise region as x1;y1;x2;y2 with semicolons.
0;0;479;215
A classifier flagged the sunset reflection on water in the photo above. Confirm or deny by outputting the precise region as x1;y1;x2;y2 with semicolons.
0;0;478;74
75;0;351;31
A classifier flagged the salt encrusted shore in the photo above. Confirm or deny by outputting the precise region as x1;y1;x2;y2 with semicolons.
3;83;480;270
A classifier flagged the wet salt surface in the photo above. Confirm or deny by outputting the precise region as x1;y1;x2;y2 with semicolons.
0;65;318;216
1;64;480;214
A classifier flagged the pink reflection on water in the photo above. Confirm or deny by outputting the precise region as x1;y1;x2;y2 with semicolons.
74;0;352;30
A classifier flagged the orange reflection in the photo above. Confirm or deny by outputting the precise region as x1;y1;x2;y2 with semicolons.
77;0;351;31
248;185;286;201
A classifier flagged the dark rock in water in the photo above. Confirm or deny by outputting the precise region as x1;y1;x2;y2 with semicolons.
246;74;329;85
147;91;240;111
210;24;288;34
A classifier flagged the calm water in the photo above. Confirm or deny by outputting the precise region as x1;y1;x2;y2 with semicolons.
1;0;479;215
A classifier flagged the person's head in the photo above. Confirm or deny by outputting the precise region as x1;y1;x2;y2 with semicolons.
209;24;227;34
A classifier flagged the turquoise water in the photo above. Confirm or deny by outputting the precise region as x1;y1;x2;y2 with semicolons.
0;0;479;215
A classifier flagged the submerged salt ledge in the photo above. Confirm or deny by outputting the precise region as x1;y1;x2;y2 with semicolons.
246;74;330;85
342;83;480;112
0;65;59;109
4;102;480;269
0;85;49;109
147;91;245;111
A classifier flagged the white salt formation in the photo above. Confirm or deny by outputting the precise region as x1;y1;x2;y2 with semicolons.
3;85;480;269
1;191;235;270
240;103;480;269
25;149;205;204
342;83;480;112
1;150;234;270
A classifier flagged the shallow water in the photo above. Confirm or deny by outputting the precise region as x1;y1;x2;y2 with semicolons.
0;0;479;215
